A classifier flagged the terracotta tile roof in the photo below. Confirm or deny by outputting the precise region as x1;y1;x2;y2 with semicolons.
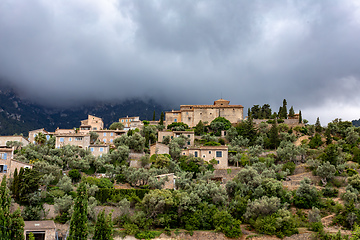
180;105;243;108
24;221;56;230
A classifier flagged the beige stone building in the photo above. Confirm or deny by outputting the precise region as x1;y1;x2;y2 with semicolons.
28;128;53;144
24;220;56;240
158;131;195;146
150;143;170;156
54;127;76;134
55;133;90;149
0;135;29;147
0;147;32;178
90;144;109;157
94;129;127;145
156;173;177;190
80;114;104;132
181;145;228;169
165;99;243;128
119;116;144;130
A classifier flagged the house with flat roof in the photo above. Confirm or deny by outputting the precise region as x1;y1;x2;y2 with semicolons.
158;131;195;146
165;99;243;128
94;129;127;145
0;135;29;148
119;116;144;130
90;144;109;157
24;220;56;240
80;114;104;132
181;145;228;169
54;133;90;149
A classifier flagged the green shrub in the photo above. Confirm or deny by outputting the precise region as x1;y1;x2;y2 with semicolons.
204;141;221;146
309;222;324;232
347;168;358;177
277;119;284;123
95;189;150;203
321;186;339;198
68;169;81;182
124;223;139;235
282;162;296;175
135;230;162;239
54;212;70;224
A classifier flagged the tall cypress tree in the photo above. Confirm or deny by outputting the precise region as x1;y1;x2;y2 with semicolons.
152;110;156;121
0;176;24;240
68;182;88;240
94;210;113;240
282;99;288;119
268;120;279;149
159;112;164;125
298;110;302;124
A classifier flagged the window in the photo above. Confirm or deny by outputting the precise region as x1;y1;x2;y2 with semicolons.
188;141;190;145
100;148;103;152
174;119;177;122
209;151;211;154
121;120;124;122
194;151;198;157
110;133;113;136
217;160;219;164
171;136;173;139
203;155;206;158
0;153;7;159
104;133;106;136
103;139;106;143
93;127;97;130
60;138;64;142
90;148;94;152
69;137;72;142
0;165;7;173
46;135;50;140
216;151;222;157
187;135;190;138
75;137;83;141
34;134;37;137
110;139;113;143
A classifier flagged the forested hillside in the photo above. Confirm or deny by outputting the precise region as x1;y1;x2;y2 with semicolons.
0;87;166;135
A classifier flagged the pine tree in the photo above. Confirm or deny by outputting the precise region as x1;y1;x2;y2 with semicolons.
68;182;88;240
268;121;279;149
159;112;164;125
194;120;205;136
152;110;156;121
0;176;24;240
93;210;113;240
282;99;288;119
315;117;322;133
298;110;302;124
288;106;295;118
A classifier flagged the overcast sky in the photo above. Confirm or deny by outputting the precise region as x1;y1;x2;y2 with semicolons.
1;0;360;125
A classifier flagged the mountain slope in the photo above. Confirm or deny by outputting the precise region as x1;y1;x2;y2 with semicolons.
0;88;167;135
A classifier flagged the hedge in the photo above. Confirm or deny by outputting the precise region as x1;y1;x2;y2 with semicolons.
95;188;150;203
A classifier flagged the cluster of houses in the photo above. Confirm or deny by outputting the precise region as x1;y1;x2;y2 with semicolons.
0;99;247;239
0;99;245;180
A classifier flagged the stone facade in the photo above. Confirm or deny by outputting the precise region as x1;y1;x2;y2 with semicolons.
55;133;90;149
181;145;228;169
156;173;176;189
119;116;144;130
28;128;52;144
80;114;104;132
0;148;33;178
24;220;56;240
158;131;195;147
165;99;243;128
90;144;109;157
94;129;127;145
0;136;29;147
150;143;170;156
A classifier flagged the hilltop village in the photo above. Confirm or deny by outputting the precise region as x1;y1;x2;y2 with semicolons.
1;99;360;240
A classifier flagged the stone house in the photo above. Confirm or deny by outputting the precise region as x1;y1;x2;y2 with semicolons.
156;173;177;190
80;114;104;132
0;147;32;178
94;129;127;145
28;128;53;144
90;144;110;157
181;145;229;169
150;143;170;156
158;131;195;147
55;133;90;149
54;127;76;134
0;135;29;147
119;116;144;130
165;99;243;128
24;220;56;240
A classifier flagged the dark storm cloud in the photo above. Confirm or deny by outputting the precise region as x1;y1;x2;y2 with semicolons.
1;0;360;123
